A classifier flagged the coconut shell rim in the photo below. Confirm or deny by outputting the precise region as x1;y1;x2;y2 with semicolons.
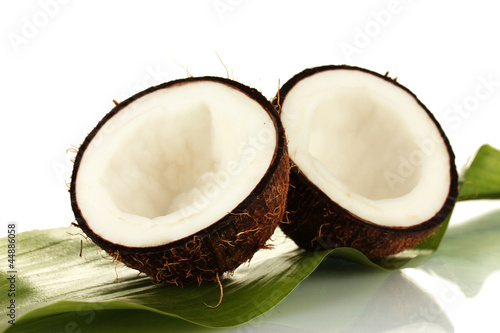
70;76;287;255
276;64;458;234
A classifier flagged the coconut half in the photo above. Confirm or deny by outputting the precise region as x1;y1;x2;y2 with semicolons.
70;77;289;285
276;65;458;258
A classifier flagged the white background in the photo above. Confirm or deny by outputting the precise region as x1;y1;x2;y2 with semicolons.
1;1;500;332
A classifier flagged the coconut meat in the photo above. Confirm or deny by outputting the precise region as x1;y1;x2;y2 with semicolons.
281;69;452;227
76;81;277;247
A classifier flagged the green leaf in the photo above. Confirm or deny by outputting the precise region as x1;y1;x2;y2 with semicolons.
0;228;328;332
458;144;500;200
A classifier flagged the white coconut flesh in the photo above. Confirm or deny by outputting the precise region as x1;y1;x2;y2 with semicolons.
281;69;452;228
76;81;277;247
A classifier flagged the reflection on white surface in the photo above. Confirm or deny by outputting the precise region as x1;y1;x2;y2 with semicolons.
224;209;500;333
346;271;454;333
234;263;455;333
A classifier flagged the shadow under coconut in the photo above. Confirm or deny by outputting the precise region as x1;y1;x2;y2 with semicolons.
419;208;500;298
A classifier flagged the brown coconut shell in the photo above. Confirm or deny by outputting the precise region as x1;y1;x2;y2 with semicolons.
70;76;289;285
274;65;458;259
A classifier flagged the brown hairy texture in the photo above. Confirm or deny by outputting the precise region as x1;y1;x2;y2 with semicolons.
281;167;454;259
275;65;458;259
108;150;289;285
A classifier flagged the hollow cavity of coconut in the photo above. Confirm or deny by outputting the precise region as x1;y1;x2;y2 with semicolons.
276;65;458;259
70;77;289;285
